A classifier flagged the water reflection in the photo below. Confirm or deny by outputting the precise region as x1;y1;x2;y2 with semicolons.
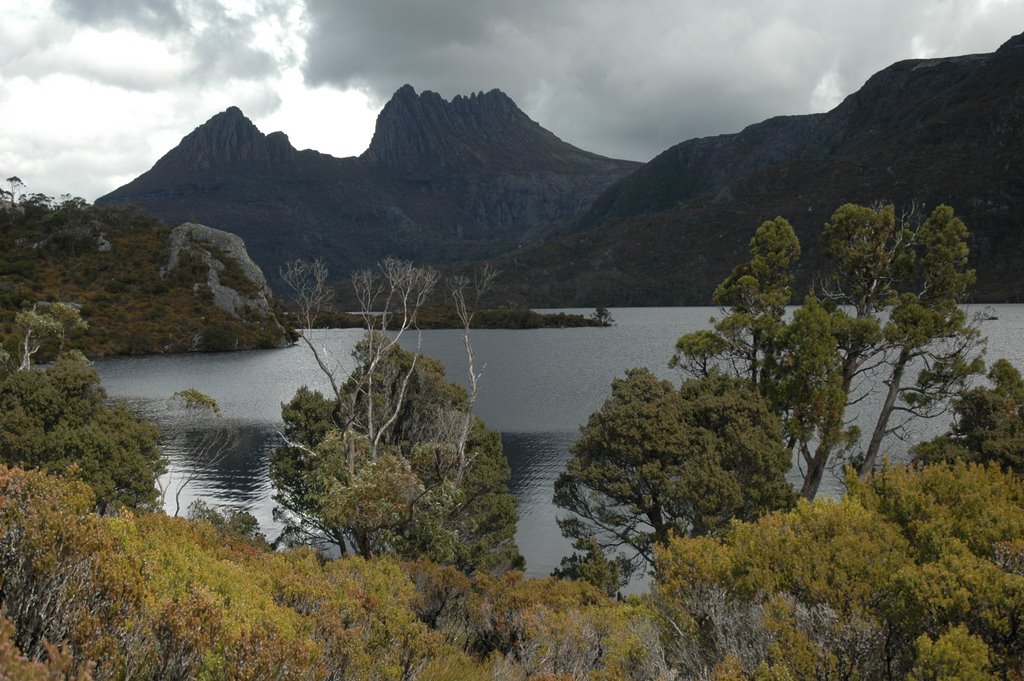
154;415;283;533
149;420;580;577
503;431;577;576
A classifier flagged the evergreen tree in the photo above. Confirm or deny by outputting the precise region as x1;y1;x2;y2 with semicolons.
673;204;983;498
554;369;793;580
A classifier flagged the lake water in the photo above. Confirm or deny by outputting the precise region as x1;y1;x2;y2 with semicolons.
95;305;1024;578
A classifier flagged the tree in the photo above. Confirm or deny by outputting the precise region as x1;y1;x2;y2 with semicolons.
0;352;164;510
5;176;23;227
590;306;615;326
551;535;627;596
187;499;267;548
273;258;520;572
553;369;793;581
829;204;983;477
271;344;520;571
12;302;87;370
47;302;88;356
14;308;63;371
672;204;983;499
280;257;441;460
912;358;1024;473
670;217;799;388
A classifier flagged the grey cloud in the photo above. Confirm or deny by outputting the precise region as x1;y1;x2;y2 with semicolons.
301;0;1024;162
188;19;278;83
52;0;186;35
48;0;291;90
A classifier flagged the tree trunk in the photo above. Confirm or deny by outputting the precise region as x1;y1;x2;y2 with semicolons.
859;351;908;477
354;529;372;559
800;442;830;500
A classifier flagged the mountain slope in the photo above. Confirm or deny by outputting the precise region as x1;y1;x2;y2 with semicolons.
97;87;640;287
485;33;1024;305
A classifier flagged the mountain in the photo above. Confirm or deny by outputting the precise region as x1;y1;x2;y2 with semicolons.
484;33;1024;305
96;87;641;288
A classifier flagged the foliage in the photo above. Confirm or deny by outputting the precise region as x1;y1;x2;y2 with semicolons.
653;461;1024;679
0;466;112;672
551;535;628;597
186;499;267;549
12;303;86;370
672;204;983;499
908;626;996;681
271;342;521;572
404;561;671;679
554;368;793;581
0;353;163;511
0;466;670;680
913;358;1024;473
590;306;616;326
850;460;1024;563
0;615;93;681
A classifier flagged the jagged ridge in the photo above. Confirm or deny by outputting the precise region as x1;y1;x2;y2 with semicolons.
363;85;621;175
97;87;640;287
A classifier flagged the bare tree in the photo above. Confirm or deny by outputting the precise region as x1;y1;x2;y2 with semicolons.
350;257;440;460
447;265;496;480
280;258;343;398
281;257;443;474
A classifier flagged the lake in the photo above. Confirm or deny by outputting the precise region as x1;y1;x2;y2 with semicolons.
95;305;1024;578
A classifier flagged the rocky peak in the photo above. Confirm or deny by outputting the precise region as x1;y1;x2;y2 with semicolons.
152;107;297;172
361;85;570;174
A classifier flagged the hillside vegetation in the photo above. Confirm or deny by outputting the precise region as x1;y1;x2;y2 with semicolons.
0;194;291;359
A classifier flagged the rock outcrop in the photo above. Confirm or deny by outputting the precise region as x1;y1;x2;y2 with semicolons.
165;222;288;342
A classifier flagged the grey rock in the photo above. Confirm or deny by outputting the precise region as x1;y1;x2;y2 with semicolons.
165;222;287;339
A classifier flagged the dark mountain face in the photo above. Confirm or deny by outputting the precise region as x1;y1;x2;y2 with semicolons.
486;33;1024;305
96;87;640;287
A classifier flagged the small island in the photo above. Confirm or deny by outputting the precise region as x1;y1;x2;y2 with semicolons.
294;304;615;330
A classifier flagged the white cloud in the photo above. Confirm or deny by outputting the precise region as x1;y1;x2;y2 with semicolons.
254;68;377;157
8;27;190;90
810;70;844;112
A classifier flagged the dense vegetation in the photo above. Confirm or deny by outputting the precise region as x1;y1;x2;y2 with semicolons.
0;200;1022;678
656;462;1024;678
0;192;289;358
554;369;794;587
1;459;1020;677
0;352;163;511
0;466;670;679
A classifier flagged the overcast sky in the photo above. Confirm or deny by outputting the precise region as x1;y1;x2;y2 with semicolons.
2;0;1022;202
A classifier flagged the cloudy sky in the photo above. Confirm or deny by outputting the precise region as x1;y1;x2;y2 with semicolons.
2;0;1022;202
